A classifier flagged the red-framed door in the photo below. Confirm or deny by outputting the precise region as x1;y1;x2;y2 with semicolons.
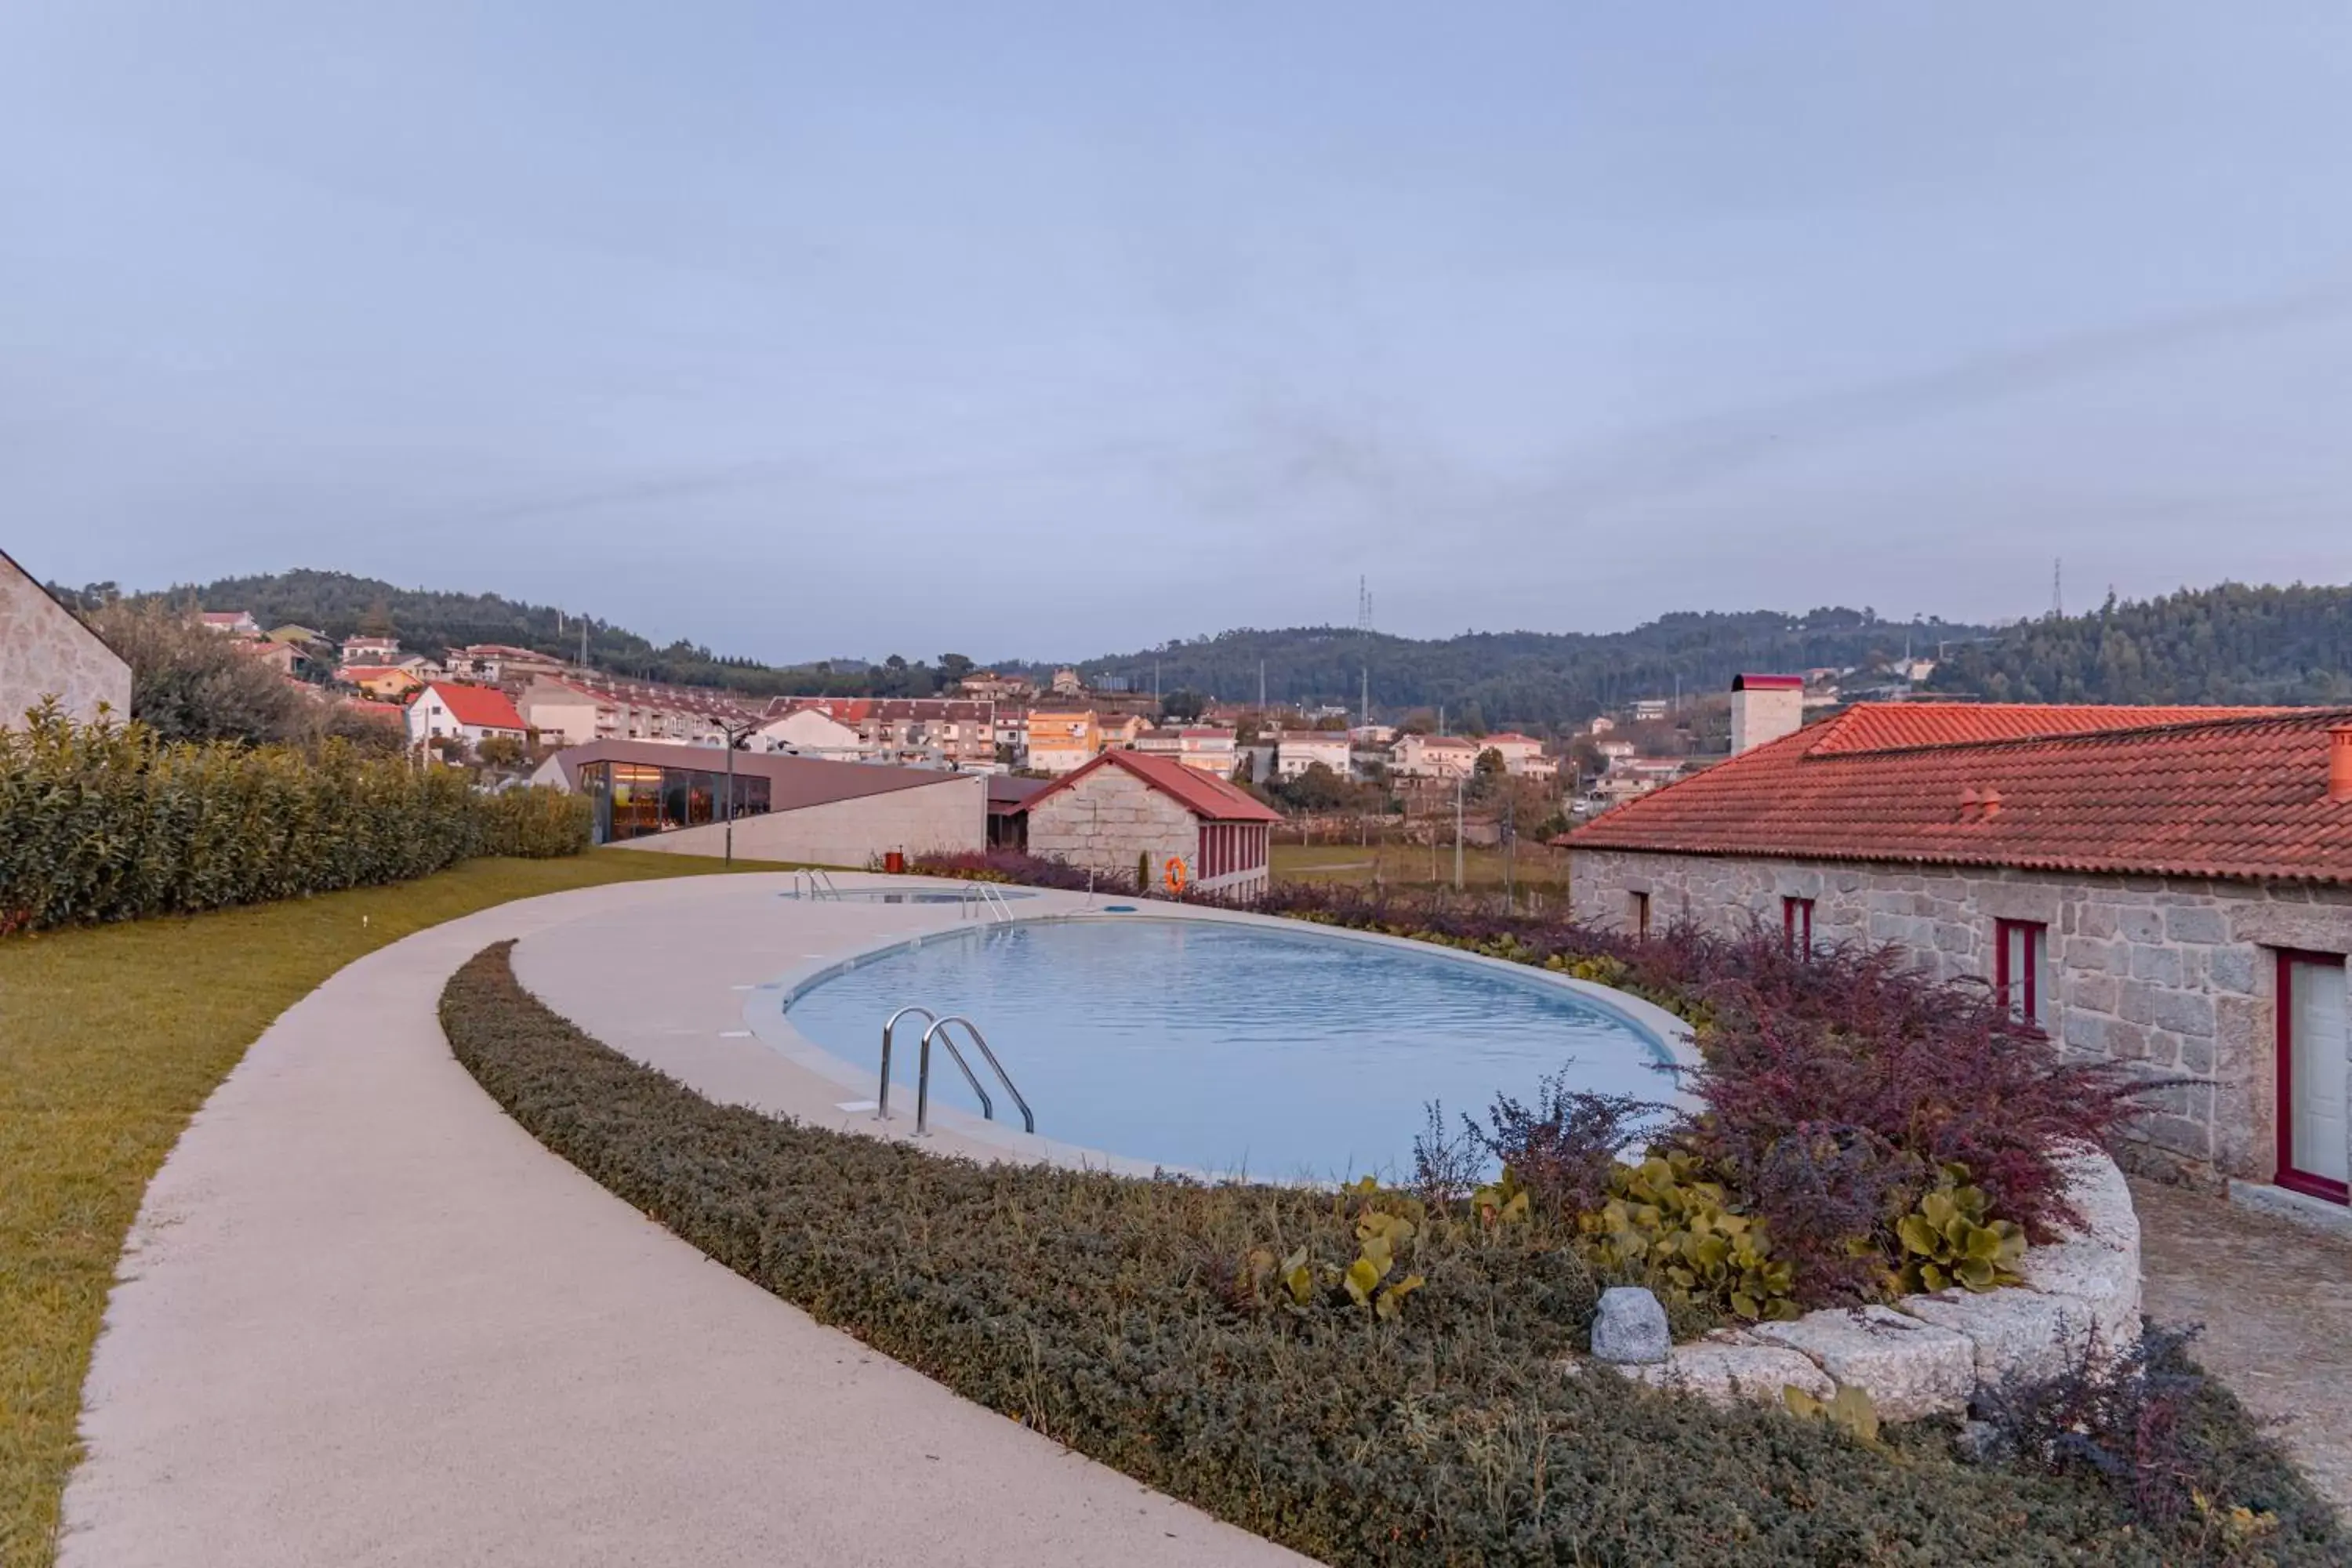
2278;949;2350;1204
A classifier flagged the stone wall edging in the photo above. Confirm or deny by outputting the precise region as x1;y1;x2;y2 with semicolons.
1613;1145;2141;1422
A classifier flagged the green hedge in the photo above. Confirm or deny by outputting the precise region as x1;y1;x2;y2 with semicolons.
0;705;590;931
438;942;2340;1566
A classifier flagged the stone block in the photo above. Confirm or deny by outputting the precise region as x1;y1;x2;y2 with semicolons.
2129;946;2184;987
2208;946;2259;995
2062;1012;2108;1053
2150;989;2215;1039
2165;905;2229;945
2118;907;2165;944
2069;974;2120;1014
1749;1305;1976;1421
1897;1288;2091;1393
2017;1151;2142;1353
2078;903;2119;939
1611;1334;1834;1408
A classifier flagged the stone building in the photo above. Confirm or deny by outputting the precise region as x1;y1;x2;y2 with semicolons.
1560;695;2352;1225
1;547;131;725
1025;750;1283;902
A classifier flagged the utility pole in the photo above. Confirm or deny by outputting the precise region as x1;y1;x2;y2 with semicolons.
1453;772;1465;892
1258;660;1265;710
715;716;758;865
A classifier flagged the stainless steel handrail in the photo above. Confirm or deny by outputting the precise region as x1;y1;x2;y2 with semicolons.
917;1014;1034;1135
876;1004;936;1121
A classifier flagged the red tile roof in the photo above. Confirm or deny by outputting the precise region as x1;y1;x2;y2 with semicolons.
1026;749;1284;823
1561;703;2352;885
423;682;525;731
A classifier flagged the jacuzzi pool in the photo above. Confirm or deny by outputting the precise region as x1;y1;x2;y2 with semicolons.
781;916;1678;1181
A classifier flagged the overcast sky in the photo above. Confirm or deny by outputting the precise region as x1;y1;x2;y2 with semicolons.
5;3;2349;661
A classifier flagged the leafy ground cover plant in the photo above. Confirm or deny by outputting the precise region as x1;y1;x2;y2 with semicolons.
441;943;2343;1566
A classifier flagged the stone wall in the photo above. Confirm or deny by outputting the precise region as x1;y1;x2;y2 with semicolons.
615;775;985;865
1;558;131;725
1028;768;1200;887
1568;847;2352;1189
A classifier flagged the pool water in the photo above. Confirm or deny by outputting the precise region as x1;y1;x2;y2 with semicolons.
782;917;1675;1181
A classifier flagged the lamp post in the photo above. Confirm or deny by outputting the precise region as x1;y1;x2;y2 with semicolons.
714;716;760;866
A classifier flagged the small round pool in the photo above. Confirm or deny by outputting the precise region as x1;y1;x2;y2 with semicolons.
776;887;1039;905
782;916;1677;1181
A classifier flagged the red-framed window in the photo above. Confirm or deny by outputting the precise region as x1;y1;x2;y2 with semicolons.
1993;920;2050;1027
1782;896;1815;954
2278;950;2350;1205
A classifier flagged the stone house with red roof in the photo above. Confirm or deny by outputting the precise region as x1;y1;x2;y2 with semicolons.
1;547;131;724
1025;750;1284;902
1559;688;2352;1221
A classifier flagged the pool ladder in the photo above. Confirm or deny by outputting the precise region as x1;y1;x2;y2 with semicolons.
959;881;1014;924
793;869;842;901
877;1006;1035;1135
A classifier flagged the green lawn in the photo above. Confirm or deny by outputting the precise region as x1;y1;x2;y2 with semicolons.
0;850;777;1568
1272;840;1570;898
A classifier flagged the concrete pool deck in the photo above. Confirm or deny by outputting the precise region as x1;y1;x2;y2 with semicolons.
61;874;1316;1568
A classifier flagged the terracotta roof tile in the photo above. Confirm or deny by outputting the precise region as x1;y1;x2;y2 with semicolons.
1026;749;1283;823
422;682;525;731
1561;703;2352;885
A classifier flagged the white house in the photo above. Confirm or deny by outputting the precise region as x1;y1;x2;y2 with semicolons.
757;706;866;760
1176;727;1238;775
408;682;527;750
1274;731;1354;780
1388;733;1479;779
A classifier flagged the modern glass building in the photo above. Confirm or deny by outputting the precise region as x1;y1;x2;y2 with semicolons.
577;758;771;844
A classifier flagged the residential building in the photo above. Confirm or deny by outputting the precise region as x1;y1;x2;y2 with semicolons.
993;709;1029;757
1350;723;1397;746
759;696;999;769
1025;750;1284;903
1176;727;1238;775
755;706;866;761
1559;688;2352;1215
1630;697;1670;722
1587;715;1617;736
545;675;760;748
1480;732;1550;775
339;635;402;663
958;670;1035;702
1274;731;1353;780
1132;726;1183;757
234;640;305;679
1388;733;1479;779
446;643;567;685
408;681;528;751
337;665;425;702
532;738;984;863
199;610;260;636
1;547;131;724
1025;710;1098;774
1595;739;1637;763
1050;666;1084;697
1095;712;1147;750
265;623;326;646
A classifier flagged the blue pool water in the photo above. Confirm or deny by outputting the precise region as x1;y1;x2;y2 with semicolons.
782;917;1676;1181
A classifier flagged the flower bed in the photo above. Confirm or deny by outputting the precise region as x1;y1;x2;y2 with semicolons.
441;942;2339;1563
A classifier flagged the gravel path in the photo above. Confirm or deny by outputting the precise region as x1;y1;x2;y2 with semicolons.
2132;1176;2352;1512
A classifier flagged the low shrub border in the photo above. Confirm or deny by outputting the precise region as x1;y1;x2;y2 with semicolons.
440;942;2340;1565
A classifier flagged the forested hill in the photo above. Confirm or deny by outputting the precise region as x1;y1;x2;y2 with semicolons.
1029;608;1991;731
60;568;2006;727
1925;583;2352;706
89;568;908;697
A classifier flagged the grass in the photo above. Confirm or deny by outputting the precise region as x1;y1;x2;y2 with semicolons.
1272;840;1570;899
0;849;779;1568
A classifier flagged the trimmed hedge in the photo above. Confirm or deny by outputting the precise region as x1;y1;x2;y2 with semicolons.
440;942;2341;1566
0;705;589;931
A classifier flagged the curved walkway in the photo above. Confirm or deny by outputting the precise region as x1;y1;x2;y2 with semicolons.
61;875;1309;1567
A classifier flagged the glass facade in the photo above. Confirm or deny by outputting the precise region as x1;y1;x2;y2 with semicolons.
580;759;771;844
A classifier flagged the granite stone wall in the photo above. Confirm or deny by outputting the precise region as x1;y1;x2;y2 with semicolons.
1568;847;2352;1189
1028;768;1200;887
2;561;130;725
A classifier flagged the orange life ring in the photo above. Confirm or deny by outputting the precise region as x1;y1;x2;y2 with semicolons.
1163;857;1188;895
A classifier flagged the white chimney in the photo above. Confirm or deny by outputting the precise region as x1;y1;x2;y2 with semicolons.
1730;673;1806;756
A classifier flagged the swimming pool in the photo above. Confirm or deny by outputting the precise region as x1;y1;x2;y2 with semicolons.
781;916;1679;1181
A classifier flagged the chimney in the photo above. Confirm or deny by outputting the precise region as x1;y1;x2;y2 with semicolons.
1730;673;1806;756
2332;724;2352;804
